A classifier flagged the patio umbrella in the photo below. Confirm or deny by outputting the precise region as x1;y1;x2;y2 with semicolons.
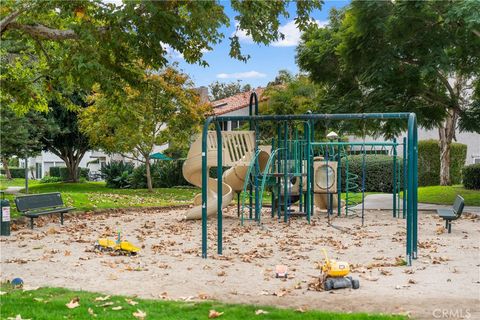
150;152;173;160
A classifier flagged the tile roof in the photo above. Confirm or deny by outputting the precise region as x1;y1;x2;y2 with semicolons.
211;88;266;115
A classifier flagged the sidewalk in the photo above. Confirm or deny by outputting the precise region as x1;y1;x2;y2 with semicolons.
351;194;480;215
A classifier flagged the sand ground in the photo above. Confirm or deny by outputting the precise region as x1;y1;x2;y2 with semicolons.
1;206;479;319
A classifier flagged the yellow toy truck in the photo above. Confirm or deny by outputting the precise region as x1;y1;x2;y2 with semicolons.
94;231;140;256
321;249;359;291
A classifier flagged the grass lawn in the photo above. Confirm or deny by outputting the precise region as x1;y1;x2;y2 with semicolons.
0;286;405;320
415;185;480;206
0;177;40;190
26;182;198;211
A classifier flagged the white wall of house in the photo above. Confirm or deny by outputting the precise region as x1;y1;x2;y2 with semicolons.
220;107;250;131
348;128;480;165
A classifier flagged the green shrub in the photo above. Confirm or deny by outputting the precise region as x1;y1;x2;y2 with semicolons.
0;168;26;178
463;163;480;190
340;155;403;193
49;167;90;181
40;176;63;183
130;160;188;189
418;140;467;186
101;161;135;188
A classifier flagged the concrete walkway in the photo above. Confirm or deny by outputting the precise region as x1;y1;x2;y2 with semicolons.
351;193;480;214
2;186;23;195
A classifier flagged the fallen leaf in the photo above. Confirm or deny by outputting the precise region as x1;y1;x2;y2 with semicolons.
7;315;31;320
133;309;147;320
125;298;139;305
33;298;43;302
0;291;7;295
255;309;269;315
380;269;392;276
209;310;224;318
95;295;111;301
100;302;114;307
295;307;307;313
66;297;80;309
88;307;97;317
408;279;417;284
198;292;209;300
112;306;123;311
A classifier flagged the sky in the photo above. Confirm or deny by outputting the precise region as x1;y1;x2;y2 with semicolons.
163;1;349;89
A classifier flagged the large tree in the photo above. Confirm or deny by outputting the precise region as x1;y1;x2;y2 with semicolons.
0;109;45;179
297;1;480;185
80;67;209;192
41;96;92;182
209;80;251;101
1;0;322;114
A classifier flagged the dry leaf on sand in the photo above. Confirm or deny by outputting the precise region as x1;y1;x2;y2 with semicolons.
209;310;224;318
66;297;80;309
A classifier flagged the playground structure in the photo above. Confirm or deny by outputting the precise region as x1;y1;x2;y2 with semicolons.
183;93;418;265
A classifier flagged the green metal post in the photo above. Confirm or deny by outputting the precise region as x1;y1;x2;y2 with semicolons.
276;124;282;219
305;121;311;223
283;121;288;222
406;113;417;266
201;117;214;258
337;138;342;216
413;117;418;259
271;137;276;218
403;137;407;219
392;138;397;218
215;122;223;255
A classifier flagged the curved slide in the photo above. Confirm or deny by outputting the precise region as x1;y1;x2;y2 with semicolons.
182;134;269;220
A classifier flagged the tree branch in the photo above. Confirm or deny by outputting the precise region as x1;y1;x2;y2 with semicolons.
5;22;79;40
0;10;24;34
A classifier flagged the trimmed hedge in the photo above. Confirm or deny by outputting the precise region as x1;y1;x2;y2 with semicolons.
0;168;26;178
463;163;480;190
129;160;188;189
340;155;402;193
49;166;90;181
418;140;467;186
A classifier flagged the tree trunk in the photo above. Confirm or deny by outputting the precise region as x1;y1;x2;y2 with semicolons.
145;157;153;192
438;109;458;186
2;157;12;180
55;149;87;183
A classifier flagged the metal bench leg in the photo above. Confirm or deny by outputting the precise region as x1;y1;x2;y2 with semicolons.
448;222;452;233
445;219;448;229
61;213;64;225
30;217;34;229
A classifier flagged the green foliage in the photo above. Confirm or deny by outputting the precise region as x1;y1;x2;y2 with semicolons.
341;155;401;193
463;164;480;190
1;1;321;114
130;161;188;189
7;157;19;167
100;161;134;189
209;80;251;101
0;108;45;160
297;1;480;146
49;167;90;182
0;168;25;178
40;176;63;184
418;140;467;186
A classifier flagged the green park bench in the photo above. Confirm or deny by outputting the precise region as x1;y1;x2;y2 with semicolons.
437;195;464;233
15;192;75;229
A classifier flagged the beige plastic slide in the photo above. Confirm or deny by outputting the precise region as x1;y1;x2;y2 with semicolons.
182;131;269;220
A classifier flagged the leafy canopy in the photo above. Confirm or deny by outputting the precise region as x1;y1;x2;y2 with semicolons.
79;67;210;161
296;1;480;138
1;0;323;113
